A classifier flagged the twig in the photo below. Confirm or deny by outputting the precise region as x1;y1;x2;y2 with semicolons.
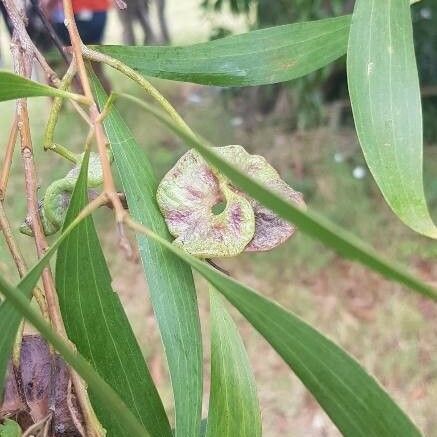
10;33;103;437
12;41;63;334
206;259;230;276
62;0;128;249
0;117;18;200
1;0;90;122
2;0;59;85
30;0;70;65
0;200;49;321
82;46;195;137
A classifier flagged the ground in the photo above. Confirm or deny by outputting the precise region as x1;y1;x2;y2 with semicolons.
1;4;437;436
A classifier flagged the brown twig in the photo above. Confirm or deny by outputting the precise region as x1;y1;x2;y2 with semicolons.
30;0;70;65
0;117;18;200
2;0;59;86
12;41;64;335
1;0;90;123
10;34;103;437
0;201;49;313
62;0;129;251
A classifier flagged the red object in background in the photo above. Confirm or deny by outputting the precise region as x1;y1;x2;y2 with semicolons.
72;0;110;12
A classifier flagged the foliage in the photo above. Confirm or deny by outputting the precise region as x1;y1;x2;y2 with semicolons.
0;1;436;436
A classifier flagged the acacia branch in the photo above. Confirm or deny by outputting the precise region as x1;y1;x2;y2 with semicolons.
62;0;129;253
0;118;18;200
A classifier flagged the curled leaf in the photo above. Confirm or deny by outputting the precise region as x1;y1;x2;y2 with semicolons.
157;145;304;257
19;152;109;236
216;146;305;252
157;149;255;257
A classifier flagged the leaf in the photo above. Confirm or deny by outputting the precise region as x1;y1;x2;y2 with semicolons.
0;158;102;398
0;419;22;436
0;71;88;104
112;94;437;301
0;274;148;437
95;16;350;86
0;153;148;436
55;152;172;436
206;290;261;437
127;223;422;437
347;0;437;238
91;77;203;437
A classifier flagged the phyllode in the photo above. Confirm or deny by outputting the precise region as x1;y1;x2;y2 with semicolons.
157;145;305;258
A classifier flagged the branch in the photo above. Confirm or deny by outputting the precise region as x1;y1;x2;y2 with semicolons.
0;117;18;200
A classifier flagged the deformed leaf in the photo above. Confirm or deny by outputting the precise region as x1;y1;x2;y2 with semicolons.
157;146;304;257
156;149;255;258
215;145;305;252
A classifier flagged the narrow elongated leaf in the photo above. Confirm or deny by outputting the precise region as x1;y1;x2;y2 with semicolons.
96;16;350;87
110;94;437;301
0;71;88;104
91;77;203;437
127;223;421;437
0;160;101;397
207;290;261;437
55;152;172;436
347;0;437;238
0;274;148;437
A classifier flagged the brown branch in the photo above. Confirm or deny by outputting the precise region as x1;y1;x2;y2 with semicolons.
0;202;48;319
2;0;59;85
30;0;70;65
62;0;129;250
0;117;18;200
11;39;64;334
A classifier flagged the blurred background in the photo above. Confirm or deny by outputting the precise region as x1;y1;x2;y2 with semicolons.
1;1;437;435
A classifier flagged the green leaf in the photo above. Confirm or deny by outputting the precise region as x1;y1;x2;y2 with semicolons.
0;71;88;104
91;77;203;437
347;0;437;238
0;419;22;436
0;274;148;437
55;152;172;436
0;153;148;436
127;223;422;437
0;161;101;398
206;290;261;437
111;94;437;302
95;16;350;86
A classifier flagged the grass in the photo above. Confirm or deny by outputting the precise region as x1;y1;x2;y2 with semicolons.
1;8;437;436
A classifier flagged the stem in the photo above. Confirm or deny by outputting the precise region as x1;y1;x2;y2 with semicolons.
2;0;59;85
0;117;18;200
62;0;127;234
10;35;103;437
82;47;196;137
30;0;70;65
44;60;77;151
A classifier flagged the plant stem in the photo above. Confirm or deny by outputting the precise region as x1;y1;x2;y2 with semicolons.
10;34;101;437
82;47;196;137
0;117;18;200
62;0;127;237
